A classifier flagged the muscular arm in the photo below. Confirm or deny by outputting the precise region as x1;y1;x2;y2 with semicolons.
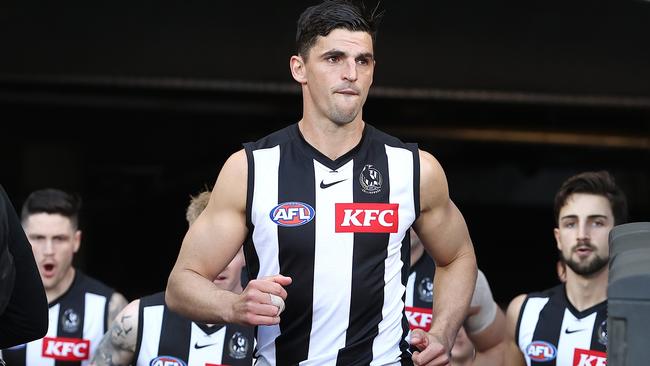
411;150;478;364
90;299;139;366
166;150;290;326
504;294;527;366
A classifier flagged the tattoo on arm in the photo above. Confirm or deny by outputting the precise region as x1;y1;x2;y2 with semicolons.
90;313;136;366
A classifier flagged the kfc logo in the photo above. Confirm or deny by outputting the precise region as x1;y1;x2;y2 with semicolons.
574;349;607;366
41;337;90;361
335;203;399;233
405;306;432;331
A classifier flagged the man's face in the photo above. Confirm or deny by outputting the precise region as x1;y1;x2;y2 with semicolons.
212;248;245;293
555;193;614;277
24;213;80;292
300;28;375;125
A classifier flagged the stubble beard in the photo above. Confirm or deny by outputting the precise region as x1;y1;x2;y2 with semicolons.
561;243;609;277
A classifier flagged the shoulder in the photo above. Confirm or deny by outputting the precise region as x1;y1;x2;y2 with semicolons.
116;298;141;322
417;149;449;211
75;271;117;297
244;124;297;151
506;293;528;333
507;294;527;317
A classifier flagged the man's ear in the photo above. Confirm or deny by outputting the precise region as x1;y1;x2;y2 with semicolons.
290;55;307;84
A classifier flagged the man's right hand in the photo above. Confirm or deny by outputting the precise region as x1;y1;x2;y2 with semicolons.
229;274;292;326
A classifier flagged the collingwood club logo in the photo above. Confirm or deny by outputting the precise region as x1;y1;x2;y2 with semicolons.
228;331;250;359
418;277;434;303
359;164;382;194
62;308;80;333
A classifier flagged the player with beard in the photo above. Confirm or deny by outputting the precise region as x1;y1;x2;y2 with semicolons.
503;171;628;366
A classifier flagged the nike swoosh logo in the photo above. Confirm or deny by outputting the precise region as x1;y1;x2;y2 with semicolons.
194;341;218;349
564;328;585;334
320;179;347;189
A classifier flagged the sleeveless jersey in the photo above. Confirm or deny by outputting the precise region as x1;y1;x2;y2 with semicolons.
516;284;608;366
1;271;115;366
243;123;419;366
404;254;435;331
134;292;254;366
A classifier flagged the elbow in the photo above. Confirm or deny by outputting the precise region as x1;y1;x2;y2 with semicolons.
164;272;181;312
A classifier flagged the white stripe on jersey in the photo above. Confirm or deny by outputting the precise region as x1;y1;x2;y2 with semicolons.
187;323;226;365
306;160;355;364
518;297;550;366
83;292;107;366
26;303;60;366
372;144;415;365
251;146;281;362
137;304;164;366
556;309;597;364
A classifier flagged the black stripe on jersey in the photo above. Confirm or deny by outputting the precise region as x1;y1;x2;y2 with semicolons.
409;142;420;221
54;275;86;366
158;306;192;361
1;344;25;365
589;304;607;352
400;231;413;360
274;142;316;366
243;145;261;282
222;325;255;366
336;142;391;366
530;294;563;366
133;294;149;360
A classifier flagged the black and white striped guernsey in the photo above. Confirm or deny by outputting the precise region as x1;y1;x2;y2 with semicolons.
0;271;115;366
516;284;607;366
405;255;435;331
134;292;254;366
243;123;420;366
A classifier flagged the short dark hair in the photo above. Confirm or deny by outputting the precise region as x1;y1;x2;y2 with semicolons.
296;0;384;59
553;171;628;226
21;188;82;229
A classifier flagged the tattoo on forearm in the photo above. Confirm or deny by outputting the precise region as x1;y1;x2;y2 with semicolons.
91;314;136;366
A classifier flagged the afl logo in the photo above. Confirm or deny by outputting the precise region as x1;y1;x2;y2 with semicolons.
525;340;557;361
269;202;315;227
150;356;186;366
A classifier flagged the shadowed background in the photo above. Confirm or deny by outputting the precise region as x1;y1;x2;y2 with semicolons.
1;0;649;306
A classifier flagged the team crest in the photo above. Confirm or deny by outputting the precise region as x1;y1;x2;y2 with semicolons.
62;308;80;333
359;164;382;194
417;277;433;302
597;319;608;346
228;331;250;359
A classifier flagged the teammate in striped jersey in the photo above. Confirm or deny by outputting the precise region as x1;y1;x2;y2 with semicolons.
407;228;505;365
89;190;254;366
504;171;628;366
166;1;478;365
1;188;128;366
